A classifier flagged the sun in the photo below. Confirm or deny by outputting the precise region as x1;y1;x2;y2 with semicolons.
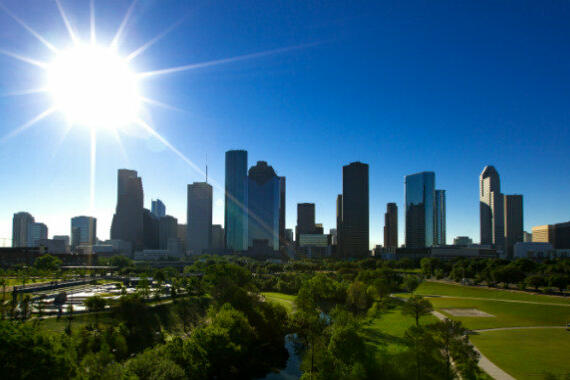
47;44;140;129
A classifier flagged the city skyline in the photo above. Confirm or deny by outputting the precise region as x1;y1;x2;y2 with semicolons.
1;0;570;247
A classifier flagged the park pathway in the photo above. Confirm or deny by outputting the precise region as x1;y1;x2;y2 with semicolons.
431;311;516;380
421;294;570;307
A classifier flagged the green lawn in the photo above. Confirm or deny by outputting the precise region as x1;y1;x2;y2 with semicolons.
262;292;297;313
362;305;438;354
430;297;570;330
470;329;570;380
1;278;53;287
416;281;570;305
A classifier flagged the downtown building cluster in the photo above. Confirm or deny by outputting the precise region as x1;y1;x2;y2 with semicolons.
7;158;570;261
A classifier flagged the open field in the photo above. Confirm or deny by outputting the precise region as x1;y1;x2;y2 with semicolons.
416;281;570;305
470;329;570;380
262;292;296;313
430;297;569;329
362;305;438;354
0;278;54;287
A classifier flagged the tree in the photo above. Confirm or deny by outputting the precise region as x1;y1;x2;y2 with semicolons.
404;325;444;380
525;274;546;291
548;275;568;293
403;275;421;293
84;295;107;327
432;319;480;380
34;254;62;271
402;295;433;327
346;281;372;313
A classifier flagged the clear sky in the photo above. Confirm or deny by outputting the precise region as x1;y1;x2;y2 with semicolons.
0;0;569;248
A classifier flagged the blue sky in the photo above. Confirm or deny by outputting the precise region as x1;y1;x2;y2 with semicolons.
0;0;569;247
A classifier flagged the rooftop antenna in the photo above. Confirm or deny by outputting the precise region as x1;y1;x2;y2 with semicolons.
205;153;208;183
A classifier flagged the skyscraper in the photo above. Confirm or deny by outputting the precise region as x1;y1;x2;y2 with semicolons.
159;215;178;250
279;176;286;248
187;182;213;253
142;209;159;249
296;203;316;243
336;194;343;255
71;216;97;248
247;161;281;251
111;169;144;252
479;166;504;248
12;212;35;247
211;224;224;249
225;150;248;251
504;194;523;258
383;203;398;250
341;162;369;258
435;190;446;246
151;199;166;218
30;222;48;246
405;171;435;248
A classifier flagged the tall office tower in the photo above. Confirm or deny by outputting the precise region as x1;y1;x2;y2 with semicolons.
159;215;178;249
12;212;35;247
211;224;224;249
177;224;187;253
383;203;398;250
111;169;144;252
151;199;166;218
479;166;504;248
504;194;523;258
296;203;316;243
532;225;554;243
435;190;446;246
285;229;294;243
187;182;213;253
247;161;281;250
329;228;338;245
71;216;97;248
142;209;159;249
279;176;286;247
336;194;343;255
405;171;436;248
553;221;570;249
30;223;48;246
341;162;370;258
225;150;248;251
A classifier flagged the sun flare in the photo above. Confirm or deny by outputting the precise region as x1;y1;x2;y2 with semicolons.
47;44;140;129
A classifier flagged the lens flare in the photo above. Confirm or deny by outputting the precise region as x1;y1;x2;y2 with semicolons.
47;44;140;129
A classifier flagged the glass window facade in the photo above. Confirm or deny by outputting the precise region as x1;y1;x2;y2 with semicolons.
225;150;248;251
405;172;435;248
247;161;280;251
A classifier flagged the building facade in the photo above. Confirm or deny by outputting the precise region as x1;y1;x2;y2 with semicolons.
159;215;178;250
142;209;159;249
296;203;316;243
247;161;281;251
384;203;398;250
405;171;435;248
225;150;248;251
279;176;286;248
12;212;35;247
211;224;224;249
435;190;446;245
71;216;97;248
341;162;369;258
110;169;144;252
504;194;523;258
30;223;48;247
453;236;473;246
479;166;504;248
151;199;166;218
187;182;213;253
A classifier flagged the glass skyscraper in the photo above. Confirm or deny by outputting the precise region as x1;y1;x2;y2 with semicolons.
187;182;213;253
71;216;97;248
435;189;446;246
151;199;166;218
341;162;369;258
12;212;35;247
225;150;248;251
111;169;144;252
405;171;435;248
247;161;280;251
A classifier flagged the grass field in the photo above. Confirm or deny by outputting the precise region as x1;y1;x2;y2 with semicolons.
362;306;438;354
470;329;570;380
1;278;53;287
416;281;570;305
430;297;570;330
262;292;296;313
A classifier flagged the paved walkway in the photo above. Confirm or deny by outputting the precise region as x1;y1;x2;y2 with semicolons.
431;311;516;380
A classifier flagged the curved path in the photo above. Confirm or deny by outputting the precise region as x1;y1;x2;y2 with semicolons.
431;311;516;380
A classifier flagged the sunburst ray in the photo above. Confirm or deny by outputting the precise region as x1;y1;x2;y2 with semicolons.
110;0;138;50
1;106;57;141
140;96;184;112
0;3;58;53
55;0;79;43
126;14;188;62
0;48;47;68
0;87;48;97
138;42;319;78
90;0;96;44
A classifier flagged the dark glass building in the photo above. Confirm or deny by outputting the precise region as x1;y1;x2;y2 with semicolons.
435;190;446;245
159;215;178;250
225;150;248;251
296;203;316;244
151;199;166;218
279;176;286;248
142;209;159;249
341;162;369;258
247;161;281;251
71;216;97;248
384;203;398;250
405;171;435;248
111;169;144;252
504;194;523;258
